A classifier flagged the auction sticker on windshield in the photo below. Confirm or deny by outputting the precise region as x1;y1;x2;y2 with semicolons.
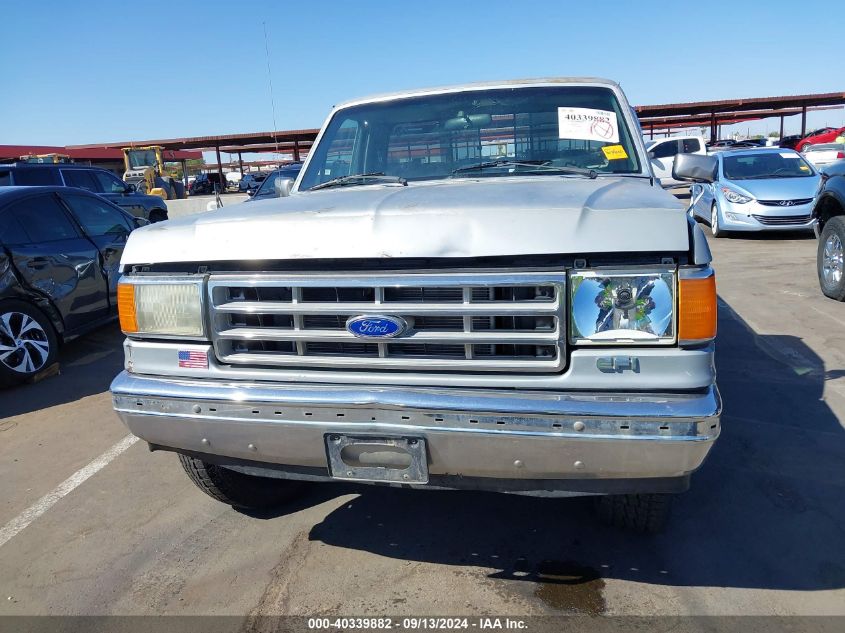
601;144;628;160
558;107;619;143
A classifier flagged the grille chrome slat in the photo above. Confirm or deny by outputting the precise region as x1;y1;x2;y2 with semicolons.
214;301;560;316
209;271;566;373
216;327;561;345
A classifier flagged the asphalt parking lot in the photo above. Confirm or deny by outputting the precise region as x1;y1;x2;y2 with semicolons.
1;225;844;621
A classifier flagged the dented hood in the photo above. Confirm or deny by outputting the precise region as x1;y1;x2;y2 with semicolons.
121;177;689;266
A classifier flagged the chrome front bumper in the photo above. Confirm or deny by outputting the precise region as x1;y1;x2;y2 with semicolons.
111;372;721;494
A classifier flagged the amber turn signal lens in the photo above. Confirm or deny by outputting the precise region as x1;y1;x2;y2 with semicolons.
117;283;138;333
679;274;717;342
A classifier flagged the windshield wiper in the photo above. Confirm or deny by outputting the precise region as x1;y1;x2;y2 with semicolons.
451;159;597;179
310;172;407;191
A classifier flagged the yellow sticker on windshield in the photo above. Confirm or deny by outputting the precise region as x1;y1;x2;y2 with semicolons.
800;165;810;171
601;144;628;160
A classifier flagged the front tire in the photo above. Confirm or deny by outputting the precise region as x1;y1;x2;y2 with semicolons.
595;493;672;533
178;454;304;510
710;202;725;238
0;300;59;386
171;181;186;199
818;216;845;300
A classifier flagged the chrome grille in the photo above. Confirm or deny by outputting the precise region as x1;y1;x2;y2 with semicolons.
757;198;813;207
208;272;566;372
752;214;813;226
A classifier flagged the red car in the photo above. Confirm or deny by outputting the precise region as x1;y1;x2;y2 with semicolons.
796;126;845;152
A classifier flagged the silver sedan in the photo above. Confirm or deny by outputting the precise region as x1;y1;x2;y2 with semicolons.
691;148;821;237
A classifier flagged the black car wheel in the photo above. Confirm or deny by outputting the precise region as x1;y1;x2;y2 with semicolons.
595;493;672;533
818;216;845;300
0;300;59;386
178;454;305;510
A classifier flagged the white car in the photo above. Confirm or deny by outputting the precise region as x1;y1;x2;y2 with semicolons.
644;135;706;187
802;143;845;169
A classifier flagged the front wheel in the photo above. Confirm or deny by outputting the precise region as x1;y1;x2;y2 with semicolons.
710;202;725;238
818;216;845;300
178;454;304;510
595;493;673;533
0;300;59;386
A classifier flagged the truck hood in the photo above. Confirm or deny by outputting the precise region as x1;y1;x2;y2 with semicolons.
121;177;688;266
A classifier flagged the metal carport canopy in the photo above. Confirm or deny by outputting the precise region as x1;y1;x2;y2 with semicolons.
68;129;320;183
67;128;320;152
636;91;845;140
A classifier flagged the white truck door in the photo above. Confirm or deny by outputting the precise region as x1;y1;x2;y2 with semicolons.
649;139;680;186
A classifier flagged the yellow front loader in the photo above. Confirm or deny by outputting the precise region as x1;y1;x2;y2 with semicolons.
122;146;187;200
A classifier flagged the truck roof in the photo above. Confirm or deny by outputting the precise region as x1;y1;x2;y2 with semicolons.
334;77;622;110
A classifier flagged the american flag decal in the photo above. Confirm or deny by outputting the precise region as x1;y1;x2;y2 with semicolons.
178;350;208;369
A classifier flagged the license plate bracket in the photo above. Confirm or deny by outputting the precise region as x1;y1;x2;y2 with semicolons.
325;435;429;484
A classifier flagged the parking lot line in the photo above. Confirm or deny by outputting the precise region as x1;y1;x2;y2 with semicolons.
0;434;138;549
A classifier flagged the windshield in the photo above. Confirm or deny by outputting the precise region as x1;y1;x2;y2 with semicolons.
722;152;815;180
127;150;157;169
299;86;642;190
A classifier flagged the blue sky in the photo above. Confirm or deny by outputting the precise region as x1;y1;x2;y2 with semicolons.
1;0;842;151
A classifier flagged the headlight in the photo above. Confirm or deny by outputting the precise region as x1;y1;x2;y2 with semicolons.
721;186;752;204
570;270;675;345
117;277;205;337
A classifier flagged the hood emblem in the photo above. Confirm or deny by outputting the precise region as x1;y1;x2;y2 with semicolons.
346;315;408;339
778;200;796;206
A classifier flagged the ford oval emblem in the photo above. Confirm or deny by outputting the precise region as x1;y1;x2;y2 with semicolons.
346;315;407;339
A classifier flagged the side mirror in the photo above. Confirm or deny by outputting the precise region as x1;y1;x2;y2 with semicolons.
673;153;717;183
275;177;294;198
126;183;137;193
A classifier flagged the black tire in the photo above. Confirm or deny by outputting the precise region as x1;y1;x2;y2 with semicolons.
148;208;168;223
818;216;845;300
178;454;304;510
595;493;672;533
171;181;186;199
0;300;59;387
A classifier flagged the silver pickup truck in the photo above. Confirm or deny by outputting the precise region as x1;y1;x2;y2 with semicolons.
111;78;720;532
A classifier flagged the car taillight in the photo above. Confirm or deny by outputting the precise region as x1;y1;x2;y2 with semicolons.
837;152;845;159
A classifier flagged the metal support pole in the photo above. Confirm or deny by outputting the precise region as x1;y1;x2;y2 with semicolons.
801;105;807;137
649;124;654;140
182;160;188;186
238;152;244;176
779;116;784;140
215;144;224;194
294;140;300;162
710;110;716;143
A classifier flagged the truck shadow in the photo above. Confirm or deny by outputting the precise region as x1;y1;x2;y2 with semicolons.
0;323;125;420
305;299;845;593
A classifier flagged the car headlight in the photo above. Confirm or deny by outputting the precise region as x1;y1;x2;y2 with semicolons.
570;270;675;345
117;277;205;337
721;186;752;204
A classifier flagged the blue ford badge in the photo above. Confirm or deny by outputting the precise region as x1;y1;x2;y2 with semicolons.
346;315;407;339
